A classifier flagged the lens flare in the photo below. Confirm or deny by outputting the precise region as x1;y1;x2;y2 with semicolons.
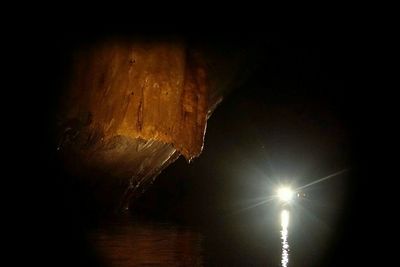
277;187;294;203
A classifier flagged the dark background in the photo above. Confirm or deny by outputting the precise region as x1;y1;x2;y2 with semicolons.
14;22;387;266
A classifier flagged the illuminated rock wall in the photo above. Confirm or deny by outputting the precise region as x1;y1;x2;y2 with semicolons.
57;39;230;209
61;40;209;160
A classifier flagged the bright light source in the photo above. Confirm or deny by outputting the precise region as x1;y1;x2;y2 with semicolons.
277;187;294;203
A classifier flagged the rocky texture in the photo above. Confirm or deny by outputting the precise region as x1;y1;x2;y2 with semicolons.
60;40;210;159
57;38;246;211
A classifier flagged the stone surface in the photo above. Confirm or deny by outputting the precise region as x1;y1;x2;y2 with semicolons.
57;39;230;209
60;40;209;160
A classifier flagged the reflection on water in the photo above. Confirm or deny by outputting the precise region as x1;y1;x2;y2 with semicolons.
84;205;337;266
89;219;203;266
281;209;290;267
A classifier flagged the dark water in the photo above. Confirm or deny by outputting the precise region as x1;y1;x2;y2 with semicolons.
89;219;204;266
87;200;342;267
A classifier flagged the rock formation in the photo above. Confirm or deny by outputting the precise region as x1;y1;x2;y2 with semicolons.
57;36;247;211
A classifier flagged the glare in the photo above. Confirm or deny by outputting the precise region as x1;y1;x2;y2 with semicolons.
277;187;294;203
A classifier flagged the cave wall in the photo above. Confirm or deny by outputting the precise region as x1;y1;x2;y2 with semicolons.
57;38;232;210
61;40;210;160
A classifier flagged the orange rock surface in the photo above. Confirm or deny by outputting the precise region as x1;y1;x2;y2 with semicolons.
62;40;209;161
